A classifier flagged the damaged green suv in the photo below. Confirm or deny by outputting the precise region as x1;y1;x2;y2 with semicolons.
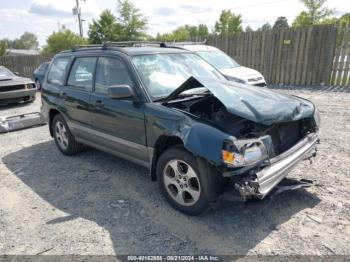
41;43;320;215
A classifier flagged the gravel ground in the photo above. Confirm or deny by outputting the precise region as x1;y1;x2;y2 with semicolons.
0;89;349;256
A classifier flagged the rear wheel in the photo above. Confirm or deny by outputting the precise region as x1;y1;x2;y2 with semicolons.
157;146;215;215
52;114;83;155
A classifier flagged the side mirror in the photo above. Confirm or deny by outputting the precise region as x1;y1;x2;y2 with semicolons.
14;72;20;76
107;85;134;99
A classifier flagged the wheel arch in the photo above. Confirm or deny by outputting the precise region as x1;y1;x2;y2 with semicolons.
48;108;61;137
150;135;184;181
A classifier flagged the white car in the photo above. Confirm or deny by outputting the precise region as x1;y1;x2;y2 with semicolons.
175;44;267;87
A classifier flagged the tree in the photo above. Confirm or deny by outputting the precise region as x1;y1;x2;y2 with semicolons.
184;24;209;40
214;10;243;34
116;0;147;40
258;23;272;31
157;26;190;42
292;11;313;26
88;10;123;44
245;26;254;32
273;17;289;30
0;40;7;56
293;0;334;26
197;24;209;40
12;32;39;49
338;13;350;27
43;29;87;55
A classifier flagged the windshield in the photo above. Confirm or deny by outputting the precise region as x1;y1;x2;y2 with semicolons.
196;50;240;70
132;53;225;99
0;66;14;77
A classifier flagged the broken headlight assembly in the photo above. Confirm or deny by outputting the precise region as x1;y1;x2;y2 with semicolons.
222;139;269;167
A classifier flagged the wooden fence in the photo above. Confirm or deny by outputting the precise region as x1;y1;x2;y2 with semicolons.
1;25;350;87
208;25;350;87
0;55;52;79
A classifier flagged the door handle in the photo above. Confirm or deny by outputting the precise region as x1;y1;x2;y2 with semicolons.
95;100;104;107
60;91;67;98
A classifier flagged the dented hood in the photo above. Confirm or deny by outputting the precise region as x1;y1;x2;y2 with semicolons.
163;77;315;125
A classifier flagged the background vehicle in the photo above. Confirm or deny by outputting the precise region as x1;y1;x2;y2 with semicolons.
33;62;50;90
41;43;319;215
0;65;36;105
173;44;267;87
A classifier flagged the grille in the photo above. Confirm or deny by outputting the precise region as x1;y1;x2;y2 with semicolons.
0;84;31;92
254;83;267;87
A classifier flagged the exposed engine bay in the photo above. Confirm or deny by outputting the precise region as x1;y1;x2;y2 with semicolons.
168;95;317;156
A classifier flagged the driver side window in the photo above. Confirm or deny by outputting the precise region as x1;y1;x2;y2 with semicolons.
95;57;134;95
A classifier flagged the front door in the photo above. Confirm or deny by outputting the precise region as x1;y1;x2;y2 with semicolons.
90;56;148;164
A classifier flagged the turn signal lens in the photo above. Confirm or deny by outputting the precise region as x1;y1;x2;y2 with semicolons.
222;150;235;164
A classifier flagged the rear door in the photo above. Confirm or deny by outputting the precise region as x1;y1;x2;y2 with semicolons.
62;56;97;130
89;56;148;164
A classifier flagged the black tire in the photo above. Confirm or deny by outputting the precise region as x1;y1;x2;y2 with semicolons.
156;146;220;215
52;114;83;155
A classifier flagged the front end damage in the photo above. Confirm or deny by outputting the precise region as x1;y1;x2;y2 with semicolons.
233;132;319;199
164;76;320;200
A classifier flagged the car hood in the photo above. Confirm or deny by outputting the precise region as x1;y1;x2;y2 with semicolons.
0;75;34;87
220;66;264;80
163;77;315;125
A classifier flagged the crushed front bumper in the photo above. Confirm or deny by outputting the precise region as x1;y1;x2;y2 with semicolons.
235;132;319;199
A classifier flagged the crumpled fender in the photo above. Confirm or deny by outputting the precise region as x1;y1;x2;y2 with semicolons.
181;122;232;165
145;103;232;166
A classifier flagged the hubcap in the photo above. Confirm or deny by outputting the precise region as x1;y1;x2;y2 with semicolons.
55;121;68;150
163;159;201;206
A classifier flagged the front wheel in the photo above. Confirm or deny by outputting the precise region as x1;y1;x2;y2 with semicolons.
157;146;214;215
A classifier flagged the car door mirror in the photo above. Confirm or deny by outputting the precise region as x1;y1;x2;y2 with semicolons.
14;71;20;76
107;85;134;99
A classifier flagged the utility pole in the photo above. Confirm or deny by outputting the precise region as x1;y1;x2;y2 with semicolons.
73;0;84;37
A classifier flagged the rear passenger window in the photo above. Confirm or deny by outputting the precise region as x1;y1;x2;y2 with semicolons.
68;57;97;92
95;57;133;95
47;57;70;85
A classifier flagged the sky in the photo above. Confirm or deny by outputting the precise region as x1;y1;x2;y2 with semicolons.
0;0;349;47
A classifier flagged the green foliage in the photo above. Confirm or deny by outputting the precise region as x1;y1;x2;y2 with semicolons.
156;26;190;42
338;13;350;27
273;17;289;30
116;0;148;40
258;23;272;31
156;24;209;42
245;26;254;32
88;10;123;44
42;29;87;55
292;11;313;26
293;0;334;26
214;10;243;34
0;40;7;56
3;32;39;50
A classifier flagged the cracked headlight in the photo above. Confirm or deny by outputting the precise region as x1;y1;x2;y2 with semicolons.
222;140;268;167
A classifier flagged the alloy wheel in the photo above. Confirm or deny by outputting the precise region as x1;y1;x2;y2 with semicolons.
163;159;201;206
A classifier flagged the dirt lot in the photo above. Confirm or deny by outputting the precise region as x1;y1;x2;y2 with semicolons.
0;88;349;256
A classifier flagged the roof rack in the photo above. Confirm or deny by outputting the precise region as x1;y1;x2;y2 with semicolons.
71;44;102;51
165;40;207;46
68;40;202;53
102;41;167;47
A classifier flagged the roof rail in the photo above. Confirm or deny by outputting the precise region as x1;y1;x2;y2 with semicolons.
165;40;207;46
102;41;167;47
71;44;102;51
